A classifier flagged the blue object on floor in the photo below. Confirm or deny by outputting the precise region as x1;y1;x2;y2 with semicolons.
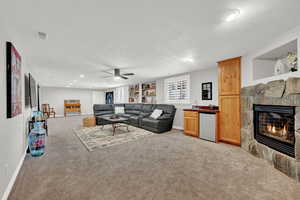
29;122;46;157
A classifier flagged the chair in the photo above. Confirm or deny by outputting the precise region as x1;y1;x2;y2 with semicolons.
42;104;56;118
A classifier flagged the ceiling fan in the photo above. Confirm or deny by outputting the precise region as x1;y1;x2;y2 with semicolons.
102;68;135;80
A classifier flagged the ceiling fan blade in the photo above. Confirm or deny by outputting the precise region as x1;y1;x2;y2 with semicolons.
122;73;135;76
99;62;115;69
100;76;112;79
102;71;113;75
121;75;128;80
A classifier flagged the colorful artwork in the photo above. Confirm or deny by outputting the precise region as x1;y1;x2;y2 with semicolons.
105;92;114;104
7;42;22;118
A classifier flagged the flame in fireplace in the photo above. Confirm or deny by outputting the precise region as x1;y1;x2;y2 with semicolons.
266;123;288;137
267;124;273;133
282;124;287;136
272;126;276;133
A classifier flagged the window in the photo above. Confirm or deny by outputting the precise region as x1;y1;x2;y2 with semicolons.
114;86;129;103
164;74;190;104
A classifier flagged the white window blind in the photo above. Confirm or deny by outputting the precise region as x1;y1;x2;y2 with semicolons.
114;86;129;103
164;74;190;104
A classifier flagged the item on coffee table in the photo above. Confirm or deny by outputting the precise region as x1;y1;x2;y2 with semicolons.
110;115;119;119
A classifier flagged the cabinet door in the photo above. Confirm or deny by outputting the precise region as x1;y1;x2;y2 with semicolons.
218;57;241;96
184;117;199;137
219;96;240;145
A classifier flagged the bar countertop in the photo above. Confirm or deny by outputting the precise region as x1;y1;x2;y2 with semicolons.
183;106;219;114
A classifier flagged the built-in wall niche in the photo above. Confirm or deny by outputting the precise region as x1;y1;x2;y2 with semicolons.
142;82;156;104
129;84;140;103
253;39;298;81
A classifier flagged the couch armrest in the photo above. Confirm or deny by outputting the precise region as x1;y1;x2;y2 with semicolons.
157;114;172;120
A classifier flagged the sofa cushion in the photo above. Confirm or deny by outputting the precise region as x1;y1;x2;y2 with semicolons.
154;104;175;118
155;104;175;114
118;113;132;118
139;104;154;118
142;117;160;128
130;115;139;121
150;109;163;119
141;104;154;113
128;115;140;125
94;104;113;111
124;104;142;115
95;110;114;116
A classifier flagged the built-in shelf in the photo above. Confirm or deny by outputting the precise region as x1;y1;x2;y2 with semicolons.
252;70;300;85
253;39;298;81
129;84;140;103
142;82;156;104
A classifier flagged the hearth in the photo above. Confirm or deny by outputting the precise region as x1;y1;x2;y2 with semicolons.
253;105;295;157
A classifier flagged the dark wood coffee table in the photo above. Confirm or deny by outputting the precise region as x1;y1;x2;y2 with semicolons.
99;116;130;136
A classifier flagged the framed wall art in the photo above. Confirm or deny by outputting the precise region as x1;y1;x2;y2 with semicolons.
202;82;212;100
6;42;22;118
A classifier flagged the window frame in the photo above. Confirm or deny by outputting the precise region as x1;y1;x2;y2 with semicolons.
164;74;190;104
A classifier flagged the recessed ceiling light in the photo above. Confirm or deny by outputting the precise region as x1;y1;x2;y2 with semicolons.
69;83;73;85
80;74;85;78
182;57;194;63
73;80;78;82
225;9;241;22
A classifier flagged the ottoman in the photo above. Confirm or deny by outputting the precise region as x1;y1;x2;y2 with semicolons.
83;117;96;127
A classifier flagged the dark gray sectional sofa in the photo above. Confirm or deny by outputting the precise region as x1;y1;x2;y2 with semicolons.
93;104;176;133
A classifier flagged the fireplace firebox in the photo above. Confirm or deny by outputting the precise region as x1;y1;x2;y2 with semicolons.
253;105;295;158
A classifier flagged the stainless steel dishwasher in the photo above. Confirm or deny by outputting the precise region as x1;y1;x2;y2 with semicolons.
199;113;216;142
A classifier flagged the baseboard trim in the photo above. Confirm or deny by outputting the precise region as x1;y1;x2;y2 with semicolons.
173;126;183;130
219;139;241;146
1;150;26;200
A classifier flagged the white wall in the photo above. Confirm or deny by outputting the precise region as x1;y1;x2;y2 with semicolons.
0;29;30;199
253;59;277;80
156;67;218;129
92;91;105;105
40;87;104;116
242;26;300;87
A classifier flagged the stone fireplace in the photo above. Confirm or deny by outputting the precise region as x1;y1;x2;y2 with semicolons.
241;78;300;182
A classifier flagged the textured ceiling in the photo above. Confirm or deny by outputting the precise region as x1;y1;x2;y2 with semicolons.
1;0;300;89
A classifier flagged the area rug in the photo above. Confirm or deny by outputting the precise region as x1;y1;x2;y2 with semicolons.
73;125;154;151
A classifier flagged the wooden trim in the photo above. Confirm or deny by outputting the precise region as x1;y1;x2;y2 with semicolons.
215;112;219;143
217;56;242;64
219;139;241;146
185;133;199;138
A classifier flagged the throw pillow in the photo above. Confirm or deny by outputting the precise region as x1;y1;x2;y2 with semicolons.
150;109;163;119
115;106;125;114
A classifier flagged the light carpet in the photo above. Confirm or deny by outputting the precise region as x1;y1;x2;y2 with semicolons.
9;116;300;200
74;125;154;151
